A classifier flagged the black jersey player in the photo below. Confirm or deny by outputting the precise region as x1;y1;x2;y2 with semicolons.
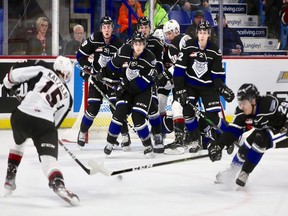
136;16;165;153
76;16;130;149
102;31;157;158
173;20;234;153
213;84;288;187
162;19;192;154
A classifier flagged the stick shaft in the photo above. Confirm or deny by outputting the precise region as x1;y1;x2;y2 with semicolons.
188;102;223;133
58;139;92;175
107;154;209;176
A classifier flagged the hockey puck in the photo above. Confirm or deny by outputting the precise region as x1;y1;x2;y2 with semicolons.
116;175;123;181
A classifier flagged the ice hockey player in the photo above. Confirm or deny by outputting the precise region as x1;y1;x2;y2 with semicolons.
2;56;80;206
136;16;165;153
161;19;192;154
100;31;157;158
172;20;234;154
76;16;131;149
213;83;288;187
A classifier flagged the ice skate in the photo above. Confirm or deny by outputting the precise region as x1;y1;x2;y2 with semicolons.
144;145;154;158
104;142;117;155
121;133;131;151
164;132;185;155
215;163;242;185
153;134;164;154
77;131;86;148
185;129;202;152
188;140;203;153
50;179;80;206
4;163;17;197
236;171;249;187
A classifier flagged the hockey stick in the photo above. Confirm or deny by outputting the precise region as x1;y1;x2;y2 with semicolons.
74;61;138;134
88;153;209;176
188;102;237;152
58;139;99;175
187;102;223;134
89;78;137;134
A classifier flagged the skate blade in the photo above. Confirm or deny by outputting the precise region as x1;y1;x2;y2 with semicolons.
57;190;80;206
164;147;185;155
236;186;244;191
122;146;131;152
145;152;155;159
4;189;13;198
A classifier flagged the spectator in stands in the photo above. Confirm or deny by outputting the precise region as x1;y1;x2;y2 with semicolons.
161;0;181;12
179;0;211;15
144;0;169;29
214;13;244;55
26;17;51;55
185;10;217;44
117;0;144;37
263;0;282;39
63;24;85;55
246;0;259;15
280;1;288;25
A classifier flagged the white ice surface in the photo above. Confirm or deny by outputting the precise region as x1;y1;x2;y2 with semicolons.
0;129;288;216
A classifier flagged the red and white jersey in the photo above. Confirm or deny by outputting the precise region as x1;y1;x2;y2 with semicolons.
3;60;72;128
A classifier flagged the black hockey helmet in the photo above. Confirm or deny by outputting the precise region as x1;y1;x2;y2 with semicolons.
100;16;113;26
137;16;150;29
196;20;211;34
131;31;146;45
237;83;259;102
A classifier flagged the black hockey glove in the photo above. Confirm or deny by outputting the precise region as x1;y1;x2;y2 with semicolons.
155;70;173;87
3;84;21;97
219;85;235;103
116;84;124;98
80;65;92;81
175;89;187;106
208;140;222;162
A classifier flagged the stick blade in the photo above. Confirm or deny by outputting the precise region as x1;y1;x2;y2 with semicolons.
88;160;112;176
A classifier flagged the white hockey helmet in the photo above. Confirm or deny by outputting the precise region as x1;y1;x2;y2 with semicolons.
163;19;180;34
152;28;164;42
53;56;73;83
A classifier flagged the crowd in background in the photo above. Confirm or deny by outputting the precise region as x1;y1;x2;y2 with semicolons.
3;0;288;55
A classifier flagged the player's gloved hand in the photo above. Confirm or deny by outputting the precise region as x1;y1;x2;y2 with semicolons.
3;84;21;97
96;67;106;81
208;140;222;162
80;65;92;81
219;85;235;102
175;89;187;106
115;82;127;99
155;70;173;87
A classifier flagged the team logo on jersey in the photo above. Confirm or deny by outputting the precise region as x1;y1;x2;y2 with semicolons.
103;47;110;55
98;54;111;67
130;61;138;67
126;68;140;81
192;60;208;78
